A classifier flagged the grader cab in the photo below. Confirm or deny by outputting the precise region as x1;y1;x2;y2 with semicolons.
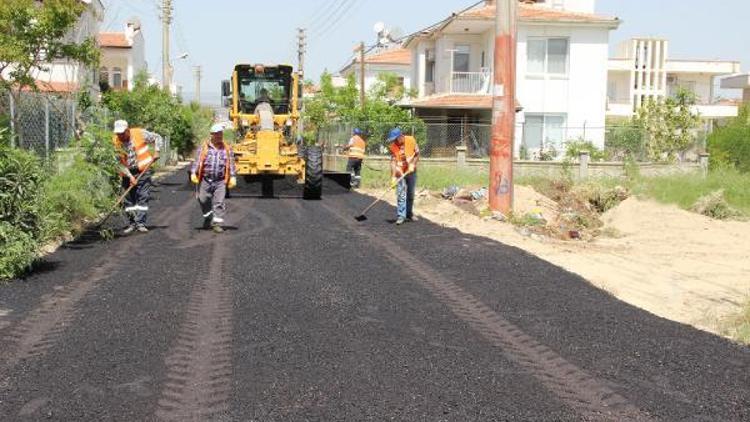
221;64;323;199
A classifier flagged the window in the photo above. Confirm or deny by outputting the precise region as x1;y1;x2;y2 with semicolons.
523;114;567;151
527;38;569;76
453;45;470;73
425;49;435;83
481;51;486;68
99;67;109;85
112;67;122;88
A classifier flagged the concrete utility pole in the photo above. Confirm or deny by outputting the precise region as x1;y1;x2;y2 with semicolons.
489;0;517;214
358;42;366;109
161;0;173;91
193;65;202;104
297;28;306;77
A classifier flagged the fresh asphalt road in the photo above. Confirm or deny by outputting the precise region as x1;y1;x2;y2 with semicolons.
1;168;749;421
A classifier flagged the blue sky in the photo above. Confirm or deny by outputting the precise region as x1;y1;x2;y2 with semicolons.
103;0;749;104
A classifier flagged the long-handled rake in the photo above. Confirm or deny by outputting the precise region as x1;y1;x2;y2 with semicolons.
354;170;412;222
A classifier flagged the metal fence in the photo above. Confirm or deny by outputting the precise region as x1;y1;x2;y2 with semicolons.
318;120;709;162
1;91;77;159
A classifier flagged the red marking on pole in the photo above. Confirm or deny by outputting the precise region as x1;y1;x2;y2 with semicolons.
489;1;517;214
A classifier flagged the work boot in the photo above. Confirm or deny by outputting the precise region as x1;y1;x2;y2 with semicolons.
395;217;405;226
406;215;418;222
136;225;149;233
212;224;224;233
202;217;212;230
122;225;136;235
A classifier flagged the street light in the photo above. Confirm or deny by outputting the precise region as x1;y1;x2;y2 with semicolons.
167;52;189;93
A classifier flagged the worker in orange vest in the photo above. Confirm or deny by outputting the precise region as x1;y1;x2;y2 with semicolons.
113;120;162;234
387;128;420;225
190;124;237;233
342;128;366;188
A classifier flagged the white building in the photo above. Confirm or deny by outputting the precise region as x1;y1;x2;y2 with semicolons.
721;73;750;104
403;0;620;156
97;19;147;92
607;38;741;120
340;47;412;93
24;0;105;93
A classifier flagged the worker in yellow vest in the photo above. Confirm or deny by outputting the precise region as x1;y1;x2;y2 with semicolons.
190;124;237;233
113;120;162;234
387;128;420;225
342;128;366;188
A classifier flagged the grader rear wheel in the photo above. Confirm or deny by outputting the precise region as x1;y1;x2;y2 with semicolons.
303;146;323;200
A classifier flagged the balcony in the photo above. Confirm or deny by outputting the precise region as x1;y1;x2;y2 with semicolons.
450;70;491;94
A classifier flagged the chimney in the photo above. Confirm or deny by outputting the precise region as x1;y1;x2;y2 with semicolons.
485;0;495;5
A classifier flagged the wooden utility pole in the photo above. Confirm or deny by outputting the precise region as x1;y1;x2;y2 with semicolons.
489;0;517;214
161;0;173;91
359;42;366;109
193;65;202;104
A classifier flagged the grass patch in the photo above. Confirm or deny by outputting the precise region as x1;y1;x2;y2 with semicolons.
632;168;750;216
723;300;750;345
361;163;488;190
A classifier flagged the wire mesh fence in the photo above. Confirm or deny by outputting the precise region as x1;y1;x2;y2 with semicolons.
1;91;77;158
316;120;710;162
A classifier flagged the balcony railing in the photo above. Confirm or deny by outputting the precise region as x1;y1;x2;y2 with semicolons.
450;70;491;94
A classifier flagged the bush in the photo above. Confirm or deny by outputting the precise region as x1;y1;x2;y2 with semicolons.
605;125;647;161
0;221;37;280
0;145;45;236
104;72;196;156
565;138;608;161
41;158;115;239
707;105;750;173
690;190;742;220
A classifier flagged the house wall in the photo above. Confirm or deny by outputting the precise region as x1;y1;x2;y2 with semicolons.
30;1;103;90
99;32;147;91
517;25;610;148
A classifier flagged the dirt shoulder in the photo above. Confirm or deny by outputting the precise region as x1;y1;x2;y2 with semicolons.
361;186;750;339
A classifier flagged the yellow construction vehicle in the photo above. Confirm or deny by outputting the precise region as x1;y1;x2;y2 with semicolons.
221;64;323;198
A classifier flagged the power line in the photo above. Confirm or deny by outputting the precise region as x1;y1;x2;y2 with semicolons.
302;0;341;28
309;0;352;38
306;0;347;31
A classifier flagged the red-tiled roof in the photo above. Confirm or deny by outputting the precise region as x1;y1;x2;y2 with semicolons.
461;4;618;24
23;80;79;93
97;32;131;48
357;48;412;65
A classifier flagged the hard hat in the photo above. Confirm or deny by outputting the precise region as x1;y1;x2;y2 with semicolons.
210;123;224;134
353;128;363;135
387;128;402;141
113;120;129;134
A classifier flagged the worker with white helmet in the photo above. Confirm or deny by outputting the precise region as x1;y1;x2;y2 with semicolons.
190;123;237;233
112;119;163;234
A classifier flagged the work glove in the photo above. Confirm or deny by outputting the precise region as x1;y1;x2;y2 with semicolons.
129;175;137;186
228;176;237;189
190;173;199;185
407;163;416;174
390;177;398;189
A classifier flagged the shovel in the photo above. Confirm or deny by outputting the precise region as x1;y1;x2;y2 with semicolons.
355;170;412;222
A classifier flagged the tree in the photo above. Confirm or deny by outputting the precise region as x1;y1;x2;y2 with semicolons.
707;104;750;172
0;0;99;145
633;88;701;162
304;72;424;149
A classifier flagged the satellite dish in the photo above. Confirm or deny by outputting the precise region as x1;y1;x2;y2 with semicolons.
389;26;404;41
373;22;386;34
126;17;142;31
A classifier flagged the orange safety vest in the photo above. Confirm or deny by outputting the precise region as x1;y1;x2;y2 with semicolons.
197;141;233;184
389;135;417;173
348;135;366;159
113;128;154;174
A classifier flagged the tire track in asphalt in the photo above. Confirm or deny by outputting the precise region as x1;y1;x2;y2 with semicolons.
154;234;234;421
0;186;189;384
320;200;652;421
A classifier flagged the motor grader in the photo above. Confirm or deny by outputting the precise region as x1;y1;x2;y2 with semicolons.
221;64;324;199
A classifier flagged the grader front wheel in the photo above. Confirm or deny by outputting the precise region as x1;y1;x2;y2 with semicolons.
303;146;323;200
